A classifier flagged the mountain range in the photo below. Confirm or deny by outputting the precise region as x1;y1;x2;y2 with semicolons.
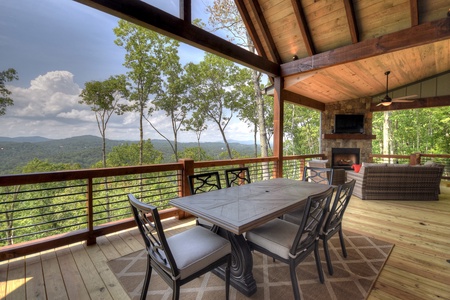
0;135;258;175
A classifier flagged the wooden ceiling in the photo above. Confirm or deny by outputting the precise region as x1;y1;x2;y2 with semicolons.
76;0;450;110
238;0;450;108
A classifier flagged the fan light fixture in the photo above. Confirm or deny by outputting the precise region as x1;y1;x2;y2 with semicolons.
378;71;393;106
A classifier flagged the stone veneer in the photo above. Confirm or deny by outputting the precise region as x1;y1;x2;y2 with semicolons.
321;98;373;164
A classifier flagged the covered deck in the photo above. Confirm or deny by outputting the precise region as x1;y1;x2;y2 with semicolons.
1;182;449;299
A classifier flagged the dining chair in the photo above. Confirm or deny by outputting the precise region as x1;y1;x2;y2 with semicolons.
224;167;251;187
128;193;231;300
303;166;334;185
320;179;356;275
245;187;334;300
283;166;334;224
188;171;222;229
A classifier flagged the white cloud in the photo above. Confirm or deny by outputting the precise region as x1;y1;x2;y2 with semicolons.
3;71;256;143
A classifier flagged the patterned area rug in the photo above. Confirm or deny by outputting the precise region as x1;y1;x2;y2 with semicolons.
108;231;393;300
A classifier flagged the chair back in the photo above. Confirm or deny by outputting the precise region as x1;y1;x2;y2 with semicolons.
322;179;356;234
128;194;178;277
302;166;334;185
291;187;334;256
188;172;222;194
224;167;251;187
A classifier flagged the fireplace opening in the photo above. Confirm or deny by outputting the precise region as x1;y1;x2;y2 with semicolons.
332;148;360;169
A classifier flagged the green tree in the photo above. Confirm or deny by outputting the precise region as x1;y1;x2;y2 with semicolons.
284;104;320;155
183;111;208;158
146;38;187;161
79;75;129;168
1;159;81;245
177;147;212;161
103;140;163;167
185;53;250;159
0;68;19;116
206;0;270;159
114;20;169;165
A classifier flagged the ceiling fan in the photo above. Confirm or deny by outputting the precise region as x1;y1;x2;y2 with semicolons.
377;71;418;106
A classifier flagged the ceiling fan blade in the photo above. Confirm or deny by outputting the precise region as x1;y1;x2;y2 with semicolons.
392;99;415;102
392;95;418;100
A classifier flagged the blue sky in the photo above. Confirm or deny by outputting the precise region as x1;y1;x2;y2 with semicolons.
0;0;254;142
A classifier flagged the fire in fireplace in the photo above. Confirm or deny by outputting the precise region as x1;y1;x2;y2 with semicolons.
332;148;360;169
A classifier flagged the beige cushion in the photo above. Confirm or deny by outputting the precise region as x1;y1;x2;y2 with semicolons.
246;218;300;260
308;160;328;168
167;226;231;280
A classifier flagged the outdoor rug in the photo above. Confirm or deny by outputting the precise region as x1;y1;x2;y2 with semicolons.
108;230;393;300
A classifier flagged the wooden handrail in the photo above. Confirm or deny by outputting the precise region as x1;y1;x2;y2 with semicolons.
0;153;447;261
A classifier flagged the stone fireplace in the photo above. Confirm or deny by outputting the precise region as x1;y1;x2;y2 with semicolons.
321;98;374;165
332;148;360;169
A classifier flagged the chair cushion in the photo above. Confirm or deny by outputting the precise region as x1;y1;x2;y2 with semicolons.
246;218;299;260
167;226;231;280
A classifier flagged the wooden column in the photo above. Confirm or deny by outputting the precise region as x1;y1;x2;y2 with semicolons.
272;77;284;178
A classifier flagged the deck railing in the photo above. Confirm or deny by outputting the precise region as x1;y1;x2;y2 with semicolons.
1;152;448;261
0;154;324;260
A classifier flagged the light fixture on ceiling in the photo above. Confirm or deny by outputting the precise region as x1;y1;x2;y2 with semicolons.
376;70;418;106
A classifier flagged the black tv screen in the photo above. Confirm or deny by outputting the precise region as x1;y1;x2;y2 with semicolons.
334;114;364;134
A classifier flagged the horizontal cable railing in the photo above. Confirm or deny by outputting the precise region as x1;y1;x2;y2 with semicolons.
1;152;447;260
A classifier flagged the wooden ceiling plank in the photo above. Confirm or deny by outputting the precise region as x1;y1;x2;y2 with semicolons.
281;17;450;77
235;0;268;59
291;0;316;55
343;0;359;43
75;0;280;77
247;0;282;63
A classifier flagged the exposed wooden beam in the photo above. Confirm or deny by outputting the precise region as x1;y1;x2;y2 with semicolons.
246;0;282;63
283;90;325;111
74;0;280;77
180;0;191;23
370;96;450;112
291;0;316;55
410;0;419;27
235;0;268;60
281;17;450;77
343;0;359;43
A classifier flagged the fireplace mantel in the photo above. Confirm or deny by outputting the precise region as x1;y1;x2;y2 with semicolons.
322;134;376;140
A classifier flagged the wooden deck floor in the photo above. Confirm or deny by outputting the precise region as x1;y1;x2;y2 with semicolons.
1;182;449;300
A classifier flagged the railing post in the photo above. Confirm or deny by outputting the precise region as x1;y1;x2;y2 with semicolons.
86;177;96;245
410;153;421;165
178;159;195;219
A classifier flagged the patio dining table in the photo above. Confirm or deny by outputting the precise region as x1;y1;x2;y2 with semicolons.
170;177;331;296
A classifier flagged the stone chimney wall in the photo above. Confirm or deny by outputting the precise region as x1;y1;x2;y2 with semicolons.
321;98;373;164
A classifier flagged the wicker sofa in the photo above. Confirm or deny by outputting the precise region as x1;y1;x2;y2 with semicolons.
346;163;444;200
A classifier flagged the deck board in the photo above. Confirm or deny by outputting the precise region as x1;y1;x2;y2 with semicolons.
1;182;449;300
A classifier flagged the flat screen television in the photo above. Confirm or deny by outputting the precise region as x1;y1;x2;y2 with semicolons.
334;114;364;134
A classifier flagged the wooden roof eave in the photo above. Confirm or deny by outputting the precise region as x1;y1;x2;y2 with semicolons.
75;0;280;77
281;16;450;77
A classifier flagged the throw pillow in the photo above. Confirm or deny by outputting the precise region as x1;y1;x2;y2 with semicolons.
352;164;361;173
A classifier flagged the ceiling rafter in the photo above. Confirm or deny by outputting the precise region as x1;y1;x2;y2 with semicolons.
343;0;359;43
283;90;325;111
246;0;282;64
281;17;450;77
291;0;316;55
409;0;419;26
75;0;280;77
234;0;267;59
180;0;191;23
